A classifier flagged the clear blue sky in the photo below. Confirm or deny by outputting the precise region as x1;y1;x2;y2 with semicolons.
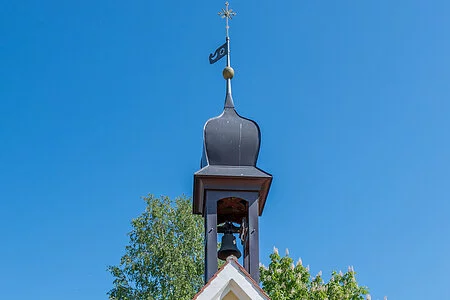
1;0;449;299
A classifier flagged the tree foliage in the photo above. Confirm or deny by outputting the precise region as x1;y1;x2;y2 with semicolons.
260;248;369;300
108;195;204;300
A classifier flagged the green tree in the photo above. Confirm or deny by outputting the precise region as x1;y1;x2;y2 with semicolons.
260;248;369;300
108;195;204;300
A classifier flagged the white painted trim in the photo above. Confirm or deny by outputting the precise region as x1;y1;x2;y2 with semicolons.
195;260;269;300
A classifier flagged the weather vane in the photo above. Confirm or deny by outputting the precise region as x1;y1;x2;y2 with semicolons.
209;2;237;65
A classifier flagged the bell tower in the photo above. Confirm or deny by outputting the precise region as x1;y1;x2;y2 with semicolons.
192;2;272;284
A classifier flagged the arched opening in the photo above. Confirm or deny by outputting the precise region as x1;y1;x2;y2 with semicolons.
217;197;248;224
217;197;248;264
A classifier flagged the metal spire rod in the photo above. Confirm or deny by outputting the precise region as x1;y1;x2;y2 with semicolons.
219;1;236;68
218;1;236;107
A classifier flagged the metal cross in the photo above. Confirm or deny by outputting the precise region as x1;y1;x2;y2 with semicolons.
218;2;236;38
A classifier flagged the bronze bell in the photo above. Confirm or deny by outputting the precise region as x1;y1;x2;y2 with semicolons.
218;232;241;260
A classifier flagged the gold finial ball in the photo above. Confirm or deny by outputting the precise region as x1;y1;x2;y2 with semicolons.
223;66;235;79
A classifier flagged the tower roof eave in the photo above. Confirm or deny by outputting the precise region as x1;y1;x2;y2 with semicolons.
193;165;272;216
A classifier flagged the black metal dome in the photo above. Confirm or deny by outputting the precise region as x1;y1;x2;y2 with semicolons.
201;93;261;168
